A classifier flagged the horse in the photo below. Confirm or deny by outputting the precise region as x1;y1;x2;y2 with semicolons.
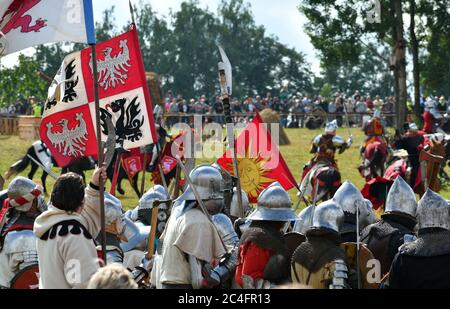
5;141;95;193
359;137;388;181
299;161;342;204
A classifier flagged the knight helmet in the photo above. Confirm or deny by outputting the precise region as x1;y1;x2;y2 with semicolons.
333;181;365;215
180;165;225;215
416;189;450;231
229;188;251;219
385;176;417;219
293;205;313;235
7;176;45;213
309;200;345;234
409;123;418;131
361;199;377;230
325;120;338;134
248;182;297;222
135;186;170;226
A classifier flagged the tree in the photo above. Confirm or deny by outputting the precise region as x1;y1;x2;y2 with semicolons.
0;54;47;107
299;0;407;129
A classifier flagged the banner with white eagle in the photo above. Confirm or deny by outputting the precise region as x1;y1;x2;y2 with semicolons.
0;0;96;57
40;26;157;167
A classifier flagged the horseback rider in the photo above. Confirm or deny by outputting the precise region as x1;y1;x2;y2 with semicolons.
303;120;352;177
291;200;351;289
423;98;443;134
0;177;46;289
361;176;417;278
333;181;376;243
361;110;387;155
392;123;425;189
234;182;297;288
155;165;227;289
387;189;450;288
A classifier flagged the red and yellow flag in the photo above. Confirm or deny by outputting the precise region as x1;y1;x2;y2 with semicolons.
217;113;296;203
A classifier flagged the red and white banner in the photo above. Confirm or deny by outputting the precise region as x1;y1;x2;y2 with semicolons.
40;26;157;167
0;0;96;56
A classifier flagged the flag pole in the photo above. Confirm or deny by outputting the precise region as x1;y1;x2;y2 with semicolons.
90;43;107;265
129;0;136;25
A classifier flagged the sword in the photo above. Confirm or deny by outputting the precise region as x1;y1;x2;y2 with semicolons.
342;99;353;142
27;154;58;180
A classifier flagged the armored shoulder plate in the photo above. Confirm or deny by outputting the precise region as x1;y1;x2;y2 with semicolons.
313;135;322;147
332;136;345;147
3;230;37;255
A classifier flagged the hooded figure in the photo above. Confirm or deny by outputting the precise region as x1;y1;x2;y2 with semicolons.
33;168;106;289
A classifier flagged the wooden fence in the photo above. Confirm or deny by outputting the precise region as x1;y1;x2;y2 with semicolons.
0;116;19;135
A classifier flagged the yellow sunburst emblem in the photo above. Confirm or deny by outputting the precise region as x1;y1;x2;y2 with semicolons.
226;144;275;201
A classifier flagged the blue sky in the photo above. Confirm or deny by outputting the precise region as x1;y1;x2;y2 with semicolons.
1;0;319;73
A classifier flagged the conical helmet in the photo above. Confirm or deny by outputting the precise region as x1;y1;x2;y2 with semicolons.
293;205;313;235
333;181;365;215
385;176;417;219
360;199;377;230
248;182;297;222
309;200;344;234
229;188;251;218
417;189;449;231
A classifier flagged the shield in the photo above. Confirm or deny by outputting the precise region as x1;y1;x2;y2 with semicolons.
340;242;378;289
10;264;40;289
283;232;306;258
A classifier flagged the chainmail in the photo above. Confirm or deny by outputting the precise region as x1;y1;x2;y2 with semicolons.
400;230;450;257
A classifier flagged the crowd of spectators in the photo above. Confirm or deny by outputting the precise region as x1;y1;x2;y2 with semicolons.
161;88;449;129
0;96;44;117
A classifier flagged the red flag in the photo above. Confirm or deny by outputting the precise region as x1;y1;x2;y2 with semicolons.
40;26;157;167
122;156;143;180
217;113;297;203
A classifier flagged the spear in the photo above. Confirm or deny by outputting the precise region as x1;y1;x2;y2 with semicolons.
218;46;244;218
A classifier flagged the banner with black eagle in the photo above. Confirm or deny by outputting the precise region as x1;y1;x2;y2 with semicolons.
40;26;157;167
217;113;297;203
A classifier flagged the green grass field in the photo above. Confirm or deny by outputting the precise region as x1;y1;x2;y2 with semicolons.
1;128;449;210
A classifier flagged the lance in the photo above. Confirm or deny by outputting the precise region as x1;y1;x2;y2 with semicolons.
27;154;58;180
218;46;244;219
139;145;152;198
90;44;107;265
342;97;353;142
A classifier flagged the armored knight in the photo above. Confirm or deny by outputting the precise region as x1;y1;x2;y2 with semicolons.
361;110;386;153
291;200;350;289
388;189;450;288
303;120;352;177
361;176;417;277
333;181;375;243
392;123;425;189
423;98;443;134
123;185;169;252
155;165;227;289
96;193;146;270
0;177;46;289
234;182;297;289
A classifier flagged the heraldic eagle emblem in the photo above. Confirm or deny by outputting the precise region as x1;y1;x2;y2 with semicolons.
91;39;131;91
46;113;88;157
100;96;144;146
